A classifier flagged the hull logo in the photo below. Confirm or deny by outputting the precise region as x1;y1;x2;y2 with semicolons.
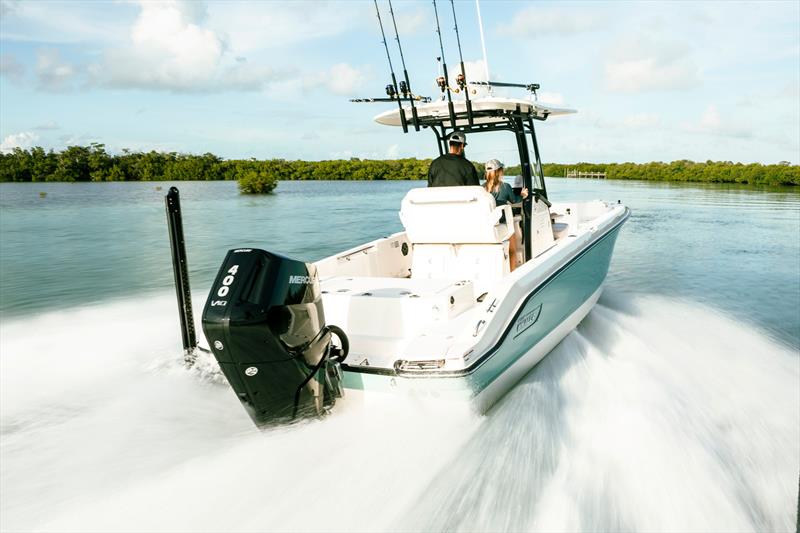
289;275;314;284
514;303;543;338
245;366;258;376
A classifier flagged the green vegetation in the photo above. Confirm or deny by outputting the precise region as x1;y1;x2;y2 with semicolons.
507;161;799;187
0;144;279;193
1;146;797;192
238;169;276;194
0;145;434;193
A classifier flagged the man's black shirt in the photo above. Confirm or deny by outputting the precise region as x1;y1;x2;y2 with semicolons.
427;153;480;187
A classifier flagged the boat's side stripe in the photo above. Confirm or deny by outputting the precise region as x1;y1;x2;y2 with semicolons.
342;208;630;378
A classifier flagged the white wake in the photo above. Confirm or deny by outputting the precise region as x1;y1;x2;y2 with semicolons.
1;292;797;532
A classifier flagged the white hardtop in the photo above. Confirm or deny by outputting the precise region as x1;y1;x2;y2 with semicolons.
374;96;576;127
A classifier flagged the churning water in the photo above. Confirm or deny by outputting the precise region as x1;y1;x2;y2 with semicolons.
1;179;798;532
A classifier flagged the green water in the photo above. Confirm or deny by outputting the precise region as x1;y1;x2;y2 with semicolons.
1;179;798;348
1;178;798;532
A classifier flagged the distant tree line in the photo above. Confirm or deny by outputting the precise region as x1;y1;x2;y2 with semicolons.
506;161;799;187
1;145;797;192
0;144;279;193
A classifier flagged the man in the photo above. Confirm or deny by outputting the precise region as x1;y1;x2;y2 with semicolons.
427;132;480;187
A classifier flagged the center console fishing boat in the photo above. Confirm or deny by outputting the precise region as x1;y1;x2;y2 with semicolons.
165;3;629;427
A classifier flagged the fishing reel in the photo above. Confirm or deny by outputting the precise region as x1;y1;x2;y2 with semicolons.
398;80;410;98
384;80;416;101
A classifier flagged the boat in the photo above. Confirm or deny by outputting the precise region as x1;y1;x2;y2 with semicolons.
164;4;629;427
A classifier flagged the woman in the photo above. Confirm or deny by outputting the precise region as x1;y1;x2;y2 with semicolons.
484;159;528;272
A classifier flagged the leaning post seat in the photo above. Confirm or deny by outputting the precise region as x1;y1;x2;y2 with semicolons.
399;186;514;296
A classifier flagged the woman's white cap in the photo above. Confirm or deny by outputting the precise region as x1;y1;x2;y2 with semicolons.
485;159;504;172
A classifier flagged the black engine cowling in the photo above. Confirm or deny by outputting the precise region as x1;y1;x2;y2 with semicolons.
201;248;346;427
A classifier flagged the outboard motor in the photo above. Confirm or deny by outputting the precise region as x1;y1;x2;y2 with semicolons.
202;248;348;427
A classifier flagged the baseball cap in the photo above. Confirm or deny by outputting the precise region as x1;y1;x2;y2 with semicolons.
448;132;467;145
485;158;504;172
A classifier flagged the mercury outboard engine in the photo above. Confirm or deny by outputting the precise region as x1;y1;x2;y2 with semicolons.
202;248;348;427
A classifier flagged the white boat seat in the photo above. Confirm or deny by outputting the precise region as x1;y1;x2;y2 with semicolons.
400;186;514;244
552;222;570;240
399;186;513;295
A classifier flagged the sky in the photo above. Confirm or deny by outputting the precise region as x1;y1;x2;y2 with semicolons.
0;0;798;165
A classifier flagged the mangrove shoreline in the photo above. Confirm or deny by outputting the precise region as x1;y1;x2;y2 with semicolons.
1;145;797;193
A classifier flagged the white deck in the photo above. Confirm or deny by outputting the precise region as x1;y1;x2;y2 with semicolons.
316;187;627;376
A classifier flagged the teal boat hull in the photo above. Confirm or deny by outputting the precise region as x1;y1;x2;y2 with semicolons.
341;216;627;409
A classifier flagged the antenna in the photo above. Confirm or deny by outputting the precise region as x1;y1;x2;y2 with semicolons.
387;0;420;131
475;0;491;94
449;0;473;126
374;0;408;132
432;0;457;129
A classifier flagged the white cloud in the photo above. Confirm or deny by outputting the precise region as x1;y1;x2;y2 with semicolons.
33;121;60;131
86;0;294;92
330;149;354;159
623;113;661;129
0;0;129;45
0;53;25;82
306;63;368;96
777;82;800;100
206;1;367;54
461;59;490;83
537;92;565;105
393;7;426;36
58;133;95;146
445;59;491;97
605;35;699;93
683;105;751;139
0;0;17;18
1;131;39;153
36;48;78;92
94;1;224;91
498;7;603;38
327;63;367;95
605;58;697;92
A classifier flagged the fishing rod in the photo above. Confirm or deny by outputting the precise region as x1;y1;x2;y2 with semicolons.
475;0;491;93
387;0;420;131
432;0;457;129
449;0;473;126
374;0;408;132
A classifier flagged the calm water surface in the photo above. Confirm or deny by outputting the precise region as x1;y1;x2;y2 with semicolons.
2;178;798;347
0;179;798;532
